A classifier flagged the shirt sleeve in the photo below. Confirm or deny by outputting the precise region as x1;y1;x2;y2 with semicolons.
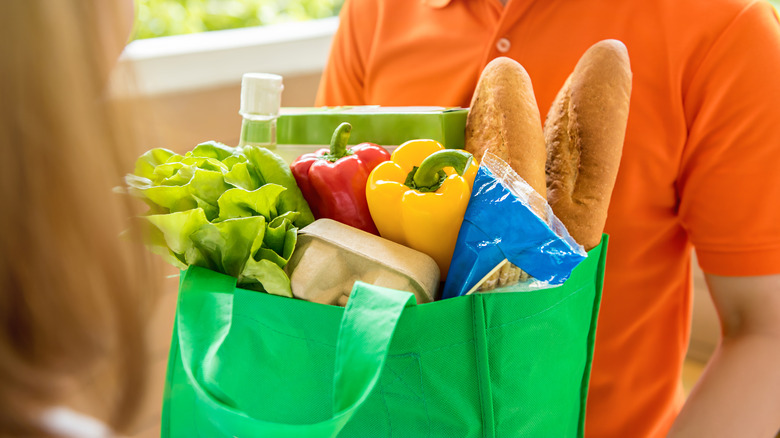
679;0;780;275
315;0;378;106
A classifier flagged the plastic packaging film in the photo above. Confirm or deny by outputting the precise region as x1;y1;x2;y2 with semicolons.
442;151;586;299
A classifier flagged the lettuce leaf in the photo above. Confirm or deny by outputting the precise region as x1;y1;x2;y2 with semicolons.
242;145;314;228
134;148;176;180
217;184;286;221
125;141;312;296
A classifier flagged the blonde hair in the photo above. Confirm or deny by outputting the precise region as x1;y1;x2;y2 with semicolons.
0;1;158;435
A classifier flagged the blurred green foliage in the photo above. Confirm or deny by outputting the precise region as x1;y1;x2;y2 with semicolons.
133;0;780;41
132;0;344;40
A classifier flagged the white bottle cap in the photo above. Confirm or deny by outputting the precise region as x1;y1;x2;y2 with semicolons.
239;73;284;118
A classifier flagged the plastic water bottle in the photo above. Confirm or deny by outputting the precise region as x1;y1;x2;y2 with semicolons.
238;73;283;149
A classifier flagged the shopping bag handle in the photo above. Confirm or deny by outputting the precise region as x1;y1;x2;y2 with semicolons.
176;266;416;437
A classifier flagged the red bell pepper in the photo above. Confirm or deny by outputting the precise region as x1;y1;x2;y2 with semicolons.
290;122;390;234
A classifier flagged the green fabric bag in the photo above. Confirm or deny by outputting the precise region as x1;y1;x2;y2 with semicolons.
161;236;608;437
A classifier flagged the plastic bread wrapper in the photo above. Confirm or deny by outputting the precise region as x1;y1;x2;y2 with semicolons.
441;151;586;299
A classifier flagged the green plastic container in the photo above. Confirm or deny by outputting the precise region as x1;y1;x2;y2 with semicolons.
277;106;468;147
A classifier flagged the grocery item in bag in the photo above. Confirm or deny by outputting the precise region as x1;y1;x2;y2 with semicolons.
366;140;478;280
290;122;390;234
463;56;552;291
124;141;314;296
544;39;632;250
442;152;586;299
286;219;439;305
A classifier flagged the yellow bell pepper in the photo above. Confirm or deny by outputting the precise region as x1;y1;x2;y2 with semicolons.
366;139;478;280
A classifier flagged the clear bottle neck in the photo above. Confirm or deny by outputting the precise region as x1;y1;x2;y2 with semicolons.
238;114;277;149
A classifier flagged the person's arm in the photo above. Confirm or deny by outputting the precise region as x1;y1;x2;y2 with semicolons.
672;4;780;434
668;273;780;437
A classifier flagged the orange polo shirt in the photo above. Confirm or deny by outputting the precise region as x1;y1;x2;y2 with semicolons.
316;0;780;436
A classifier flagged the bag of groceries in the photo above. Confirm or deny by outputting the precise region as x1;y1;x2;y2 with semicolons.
145;39;632;438
161;239;606;437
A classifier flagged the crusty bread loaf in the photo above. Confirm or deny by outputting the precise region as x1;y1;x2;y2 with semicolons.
465;57;546;293
544;39;632;250
465;57;548;199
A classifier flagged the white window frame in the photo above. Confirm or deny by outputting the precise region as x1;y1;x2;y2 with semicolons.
112;17;339;97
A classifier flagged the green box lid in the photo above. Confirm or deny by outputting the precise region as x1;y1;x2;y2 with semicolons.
277;106;468;149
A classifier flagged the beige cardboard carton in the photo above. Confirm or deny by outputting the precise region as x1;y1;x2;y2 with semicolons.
286;219;440;306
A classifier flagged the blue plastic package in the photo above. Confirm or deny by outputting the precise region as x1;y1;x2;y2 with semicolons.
442;152;586;299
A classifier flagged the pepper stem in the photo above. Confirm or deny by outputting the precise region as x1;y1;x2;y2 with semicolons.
325;122;352;161
411;149;473;191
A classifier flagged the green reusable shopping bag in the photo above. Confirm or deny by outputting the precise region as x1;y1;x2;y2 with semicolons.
161;236;608;437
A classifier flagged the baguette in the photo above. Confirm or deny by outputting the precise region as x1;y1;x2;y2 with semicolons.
465;57;547;292
544;39;632;250
465;57;548;199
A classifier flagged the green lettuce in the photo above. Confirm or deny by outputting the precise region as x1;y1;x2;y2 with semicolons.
125;141;314;296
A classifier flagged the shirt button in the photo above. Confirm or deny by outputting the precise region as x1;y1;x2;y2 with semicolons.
496;38;511;53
